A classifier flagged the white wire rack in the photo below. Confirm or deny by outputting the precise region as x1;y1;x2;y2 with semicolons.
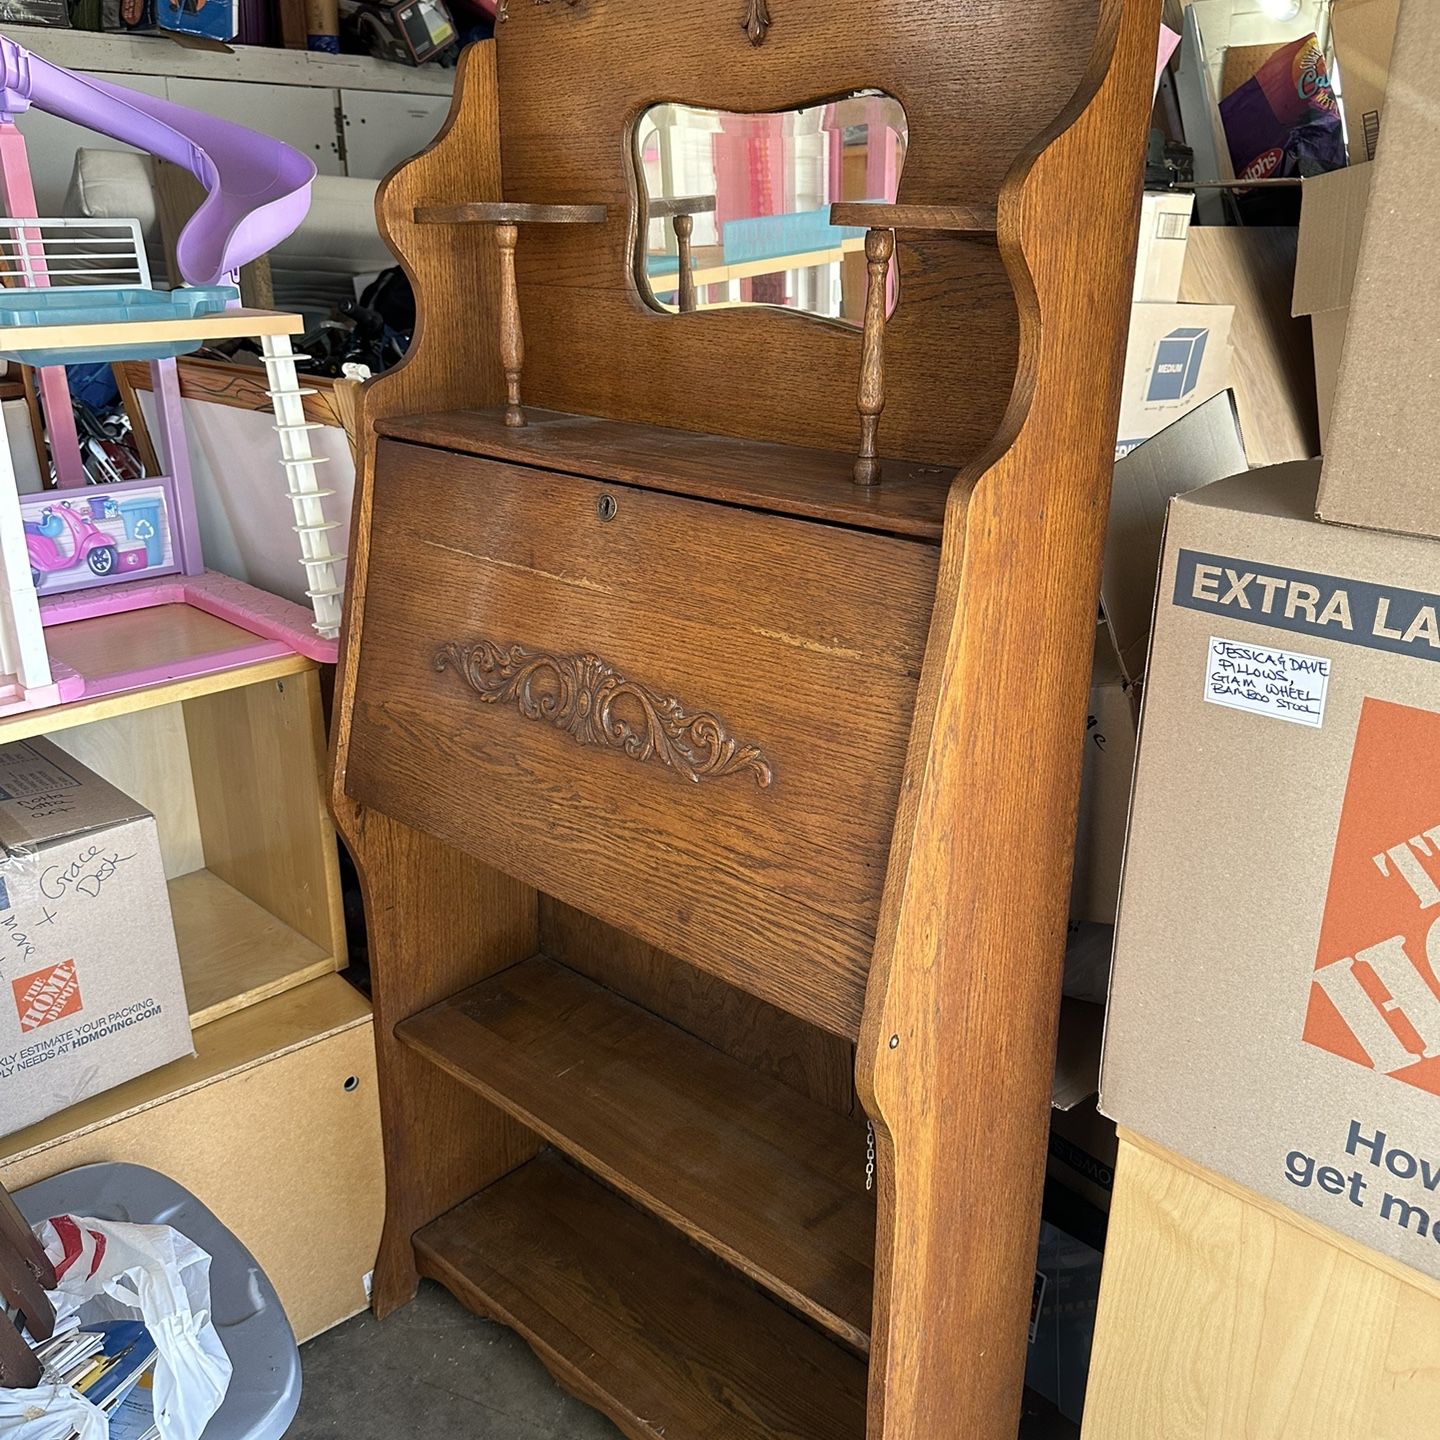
0;216;150;290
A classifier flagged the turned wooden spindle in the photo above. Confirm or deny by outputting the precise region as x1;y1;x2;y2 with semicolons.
853;226;895;486
674;213;697;314
495;221;526;427
412;202;608;430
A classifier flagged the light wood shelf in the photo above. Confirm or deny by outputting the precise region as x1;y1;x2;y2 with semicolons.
172;868;335;1029
398;955;876;1352
2;607;311;744
0;308;301;356
416;1150;868;1440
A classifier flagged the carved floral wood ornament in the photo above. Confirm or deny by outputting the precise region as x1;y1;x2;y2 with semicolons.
434;639;774;788
742;0;771;45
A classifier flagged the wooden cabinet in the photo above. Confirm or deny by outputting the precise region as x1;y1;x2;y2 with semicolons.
332;6;1160;1438
1083;1132;1440;1440
0;608;382;1340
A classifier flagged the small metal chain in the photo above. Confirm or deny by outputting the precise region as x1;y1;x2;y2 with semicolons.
865;1120;875;1193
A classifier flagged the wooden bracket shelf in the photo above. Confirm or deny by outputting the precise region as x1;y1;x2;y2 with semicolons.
412;202;608;225
398;955;877;1353
828;201;999;234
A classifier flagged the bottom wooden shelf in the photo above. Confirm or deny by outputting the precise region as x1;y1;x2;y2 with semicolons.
415;1150;868;1440
171;868;336;1028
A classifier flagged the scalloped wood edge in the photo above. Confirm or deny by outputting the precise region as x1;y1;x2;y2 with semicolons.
854;1;1161;1436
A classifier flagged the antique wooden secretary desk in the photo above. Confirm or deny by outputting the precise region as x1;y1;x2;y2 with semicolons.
331;2;1158;1436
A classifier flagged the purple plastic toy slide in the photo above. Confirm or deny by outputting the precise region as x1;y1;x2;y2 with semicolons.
0;31;314;285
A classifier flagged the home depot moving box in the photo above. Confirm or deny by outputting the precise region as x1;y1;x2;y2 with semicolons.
0;738;190;1137
1102;460;1440;1282
1321;0;1440;538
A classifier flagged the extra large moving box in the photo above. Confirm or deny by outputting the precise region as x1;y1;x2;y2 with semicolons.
1102;460;1440;1283
1321;0;1440;538
0;738;191;1137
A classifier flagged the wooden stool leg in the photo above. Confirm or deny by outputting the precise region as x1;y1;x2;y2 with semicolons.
674;213;697;314
496;222;526;427
853;226;894;486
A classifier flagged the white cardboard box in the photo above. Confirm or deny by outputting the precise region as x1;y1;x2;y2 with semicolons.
1133;192;1196;304
0;738;191;1138
1116;303;1233;461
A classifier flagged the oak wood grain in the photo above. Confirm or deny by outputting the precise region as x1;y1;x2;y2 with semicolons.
540;898;856;1115
414;201;608;225
485;0;1100;462
415;1151;869;1440
830;202;1000;233
116;357;348;430
328;44;541;1320
399;955;876;1350
855;1;1160;1436
375;407;951;540
345;443;938;1038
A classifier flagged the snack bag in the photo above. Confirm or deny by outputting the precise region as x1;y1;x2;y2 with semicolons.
1220;34;1346;181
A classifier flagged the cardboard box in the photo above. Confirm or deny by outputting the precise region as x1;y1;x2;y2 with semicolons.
0;739;191;1138
1025;1214;1103;1426
1292;164;1373;450
1321;0;1440;539
1072;394;1250;929
1102;459;1440;1283
1116;303;1233;462
1048;1098;1118;1216
1182;225;1319;467
1332;0;1400;162
1133;192;1195;304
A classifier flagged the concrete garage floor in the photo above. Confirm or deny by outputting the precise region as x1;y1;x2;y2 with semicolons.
289;1281;1078;1439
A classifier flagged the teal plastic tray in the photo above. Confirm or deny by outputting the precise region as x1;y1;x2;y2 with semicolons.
0;284;240;366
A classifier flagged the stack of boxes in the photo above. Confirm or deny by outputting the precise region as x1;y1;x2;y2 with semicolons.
1100;0;1440;1291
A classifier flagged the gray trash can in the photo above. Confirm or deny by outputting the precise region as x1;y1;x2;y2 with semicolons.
16;1162;300;1440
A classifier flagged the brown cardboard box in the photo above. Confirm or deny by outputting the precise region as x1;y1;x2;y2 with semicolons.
1181;225;1319;467
1332;0;1400;162
1072;394;1250;928
1291;164;1373;449
1102;460;1440;1282
1321;0;1440;539
0;738;191;1138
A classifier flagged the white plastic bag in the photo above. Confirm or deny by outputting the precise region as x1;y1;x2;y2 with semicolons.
34;1215;232;1440
0;1380;106;1440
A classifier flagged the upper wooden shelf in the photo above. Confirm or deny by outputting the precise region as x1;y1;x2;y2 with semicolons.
829;201;999;234
377;406;951;541
398;955;877;1352
414;202;609;225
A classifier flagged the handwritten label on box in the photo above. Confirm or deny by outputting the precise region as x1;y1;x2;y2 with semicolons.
1205;636;1331;728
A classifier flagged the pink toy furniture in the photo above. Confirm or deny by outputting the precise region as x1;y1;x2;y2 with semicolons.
0;31;346;715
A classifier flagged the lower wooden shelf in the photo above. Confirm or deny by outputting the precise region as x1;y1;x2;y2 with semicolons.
397;954;876;1351
416;1150;868;1440
171;868;336;1028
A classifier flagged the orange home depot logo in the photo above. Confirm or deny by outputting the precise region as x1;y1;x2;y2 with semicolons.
1305;699;1440;1094
11;958;82;1033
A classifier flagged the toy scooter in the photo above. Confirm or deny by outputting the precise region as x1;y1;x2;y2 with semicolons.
26;502;119;589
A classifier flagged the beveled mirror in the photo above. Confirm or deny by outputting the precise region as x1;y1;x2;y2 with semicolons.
635;93;907;323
